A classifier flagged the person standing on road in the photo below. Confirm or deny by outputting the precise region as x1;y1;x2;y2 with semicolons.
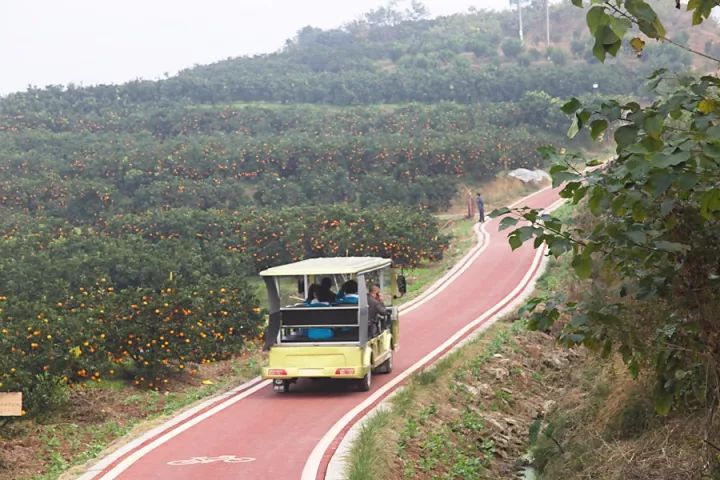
475;192;485;223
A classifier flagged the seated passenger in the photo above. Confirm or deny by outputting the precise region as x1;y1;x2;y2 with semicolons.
305;283;329;307
307;327;334;340
335;279;359;304
317;277;336;303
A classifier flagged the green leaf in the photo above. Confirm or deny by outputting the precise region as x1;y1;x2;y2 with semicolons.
655;391;673;416
572;253;592;279
624;101;642;112
592;38;607;62
516;226;536;243
577;110;591;128
626;0;665;39
660;200;675;216
706;125;720;138
599;25;619;46
499;216;519;231
632;201;647;222
590;119;608;140
567;115;580;138
614;125;639;149
519;296;545;316
640;136;664;152
490;207;511;218
626;230;647;244
561;97;581;114
559;180;581;198
551;171;581;186
648;68;668;79
649;172;674;196
548;236;572;257
700;188;720;219
606;39;622;57
677;172;699;190
522;210;539;223
586;6;609;35
654;240;688;253
508;234;523;251
587;188;607;215
573;185;589;204
687;0;715;25
628;359;640;379
650;151;690;168
643;114;664;139
700;74;720;85
609;17;632;39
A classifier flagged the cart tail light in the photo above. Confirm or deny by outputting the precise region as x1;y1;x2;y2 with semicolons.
268;369;287;376
335;368;355;375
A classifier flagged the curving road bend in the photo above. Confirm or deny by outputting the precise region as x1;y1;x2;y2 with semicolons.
79;186;560;480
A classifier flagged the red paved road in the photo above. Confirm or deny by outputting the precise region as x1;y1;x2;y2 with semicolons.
88;187;559;480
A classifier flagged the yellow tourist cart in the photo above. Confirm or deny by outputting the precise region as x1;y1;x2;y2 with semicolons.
260;257;403;392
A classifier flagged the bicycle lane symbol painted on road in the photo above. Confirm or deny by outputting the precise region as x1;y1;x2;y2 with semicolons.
168;455;256;466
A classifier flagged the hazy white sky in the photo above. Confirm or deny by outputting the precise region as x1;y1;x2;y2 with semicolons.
0;0;510;95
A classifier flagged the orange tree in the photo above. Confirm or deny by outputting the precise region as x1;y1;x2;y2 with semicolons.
0;276;264;412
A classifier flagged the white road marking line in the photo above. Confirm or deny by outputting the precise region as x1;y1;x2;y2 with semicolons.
167;455;256;466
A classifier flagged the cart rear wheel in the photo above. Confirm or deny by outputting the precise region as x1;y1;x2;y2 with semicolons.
376;353;393;374
358;369;372;391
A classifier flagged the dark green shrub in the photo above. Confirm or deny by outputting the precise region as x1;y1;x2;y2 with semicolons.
501;38;523;58
23;373;69;418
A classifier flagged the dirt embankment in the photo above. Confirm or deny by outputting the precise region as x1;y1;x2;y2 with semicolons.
366;320;719;480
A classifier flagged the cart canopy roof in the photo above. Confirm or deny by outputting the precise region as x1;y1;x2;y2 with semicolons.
259;257;391;277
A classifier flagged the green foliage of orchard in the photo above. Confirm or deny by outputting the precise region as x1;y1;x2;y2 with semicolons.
0;278;264;415
495;0;720;415
0;103;561;217
0;204;446;301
